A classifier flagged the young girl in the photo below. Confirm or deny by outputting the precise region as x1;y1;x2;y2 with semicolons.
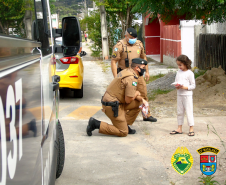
170;55;196;136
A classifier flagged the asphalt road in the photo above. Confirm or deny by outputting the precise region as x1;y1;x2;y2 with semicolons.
55;59;169;185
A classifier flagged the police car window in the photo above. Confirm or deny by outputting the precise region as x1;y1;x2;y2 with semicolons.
0;0;36;40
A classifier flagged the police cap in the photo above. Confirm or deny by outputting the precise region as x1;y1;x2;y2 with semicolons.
127;27;137;38
132;58;147;65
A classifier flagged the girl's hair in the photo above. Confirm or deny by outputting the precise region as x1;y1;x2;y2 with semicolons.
176;55;192;69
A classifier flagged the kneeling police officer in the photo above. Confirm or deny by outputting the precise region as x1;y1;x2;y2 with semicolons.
111;27;157;122
87;58;149;137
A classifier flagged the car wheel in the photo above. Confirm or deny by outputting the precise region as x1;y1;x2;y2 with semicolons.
74;83;83;98
56;120;65;179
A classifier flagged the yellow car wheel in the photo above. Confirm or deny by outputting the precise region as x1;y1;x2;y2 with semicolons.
73;83;83;98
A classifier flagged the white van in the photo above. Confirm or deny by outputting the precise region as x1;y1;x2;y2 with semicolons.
0;0;82;184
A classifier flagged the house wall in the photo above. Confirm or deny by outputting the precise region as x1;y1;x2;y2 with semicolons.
145;18;160;55
159;15;186;63
205;22;226;34
162;25;181;67
180;20;202;68
51;14;59;29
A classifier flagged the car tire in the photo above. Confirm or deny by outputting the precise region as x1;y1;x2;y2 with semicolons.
56;120;65;179
74;83;83;98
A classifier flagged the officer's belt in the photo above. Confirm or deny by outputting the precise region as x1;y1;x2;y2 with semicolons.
101;98;121;106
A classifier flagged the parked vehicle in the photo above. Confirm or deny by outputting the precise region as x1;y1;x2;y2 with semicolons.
0;0;81;184
55;37;86;98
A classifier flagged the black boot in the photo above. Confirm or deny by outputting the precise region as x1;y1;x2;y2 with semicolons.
143;116;157;122
86;117;100;136
128;126;136;134
29;119;37;137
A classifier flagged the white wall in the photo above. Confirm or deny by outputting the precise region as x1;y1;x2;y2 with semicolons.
51;14;58;28
205;22;226;34
181;21;226;68
180;20;202;68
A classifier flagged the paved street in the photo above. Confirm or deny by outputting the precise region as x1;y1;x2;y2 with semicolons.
55;44;226;185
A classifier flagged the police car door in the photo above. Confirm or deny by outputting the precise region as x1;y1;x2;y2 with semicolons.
35;0;58;184
0;0;43;184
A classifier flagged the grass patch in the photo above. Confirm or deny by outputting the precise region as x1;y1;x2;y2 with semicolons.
91;50;101;58
146;57;156;62
82;36;85;42
97;61;110;73
146;73;165;84
194;70;206;79
148;89;173;101
167;66;174;69
198;174;220;185
89;45;102;58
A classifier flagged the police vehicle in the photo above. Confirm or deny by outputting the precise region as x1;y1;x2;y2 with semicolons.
0;0;82;184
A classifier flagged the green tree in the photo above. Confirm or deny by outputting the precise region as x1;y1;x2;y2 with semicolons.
80;8;122;57
95;0;138;38
51;0;93;20
81;0;141;56
0;0;26;34
0;0;35;38
131;0;226;24
50;0;56;14
80;10;102;57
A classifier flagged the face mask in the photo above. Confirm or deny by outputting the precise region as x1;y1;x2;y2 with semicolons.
128;38;137;45
138;67;146;76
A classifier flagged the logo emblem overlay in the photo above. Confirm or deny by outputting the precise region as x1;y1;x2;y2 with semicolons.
197;146;220;175
137;50;140;54
132;82;137;86
112;53;117;58
171;147;193;175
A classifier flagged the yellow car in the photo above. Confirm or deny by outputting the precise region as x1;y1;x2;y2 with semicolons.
55;37;86;98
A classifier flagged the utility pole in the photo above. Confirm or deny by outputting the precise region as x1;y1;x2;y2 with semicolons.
84;0;88;31
93;1;96;9
142;13;145;46
100;1;109;60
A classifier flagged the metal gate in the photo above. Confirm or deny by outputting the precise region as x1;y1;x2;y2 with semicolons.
198;34;226;72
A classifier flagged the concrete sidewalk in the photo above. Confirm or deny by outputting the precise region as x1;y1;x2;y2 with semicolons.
146;55;178;76
146;54;161;63
147;61;178;76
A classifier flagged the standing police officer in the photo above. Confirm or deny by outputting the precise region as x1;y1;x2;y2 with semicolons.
87;58;148;137
111;27;157;122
